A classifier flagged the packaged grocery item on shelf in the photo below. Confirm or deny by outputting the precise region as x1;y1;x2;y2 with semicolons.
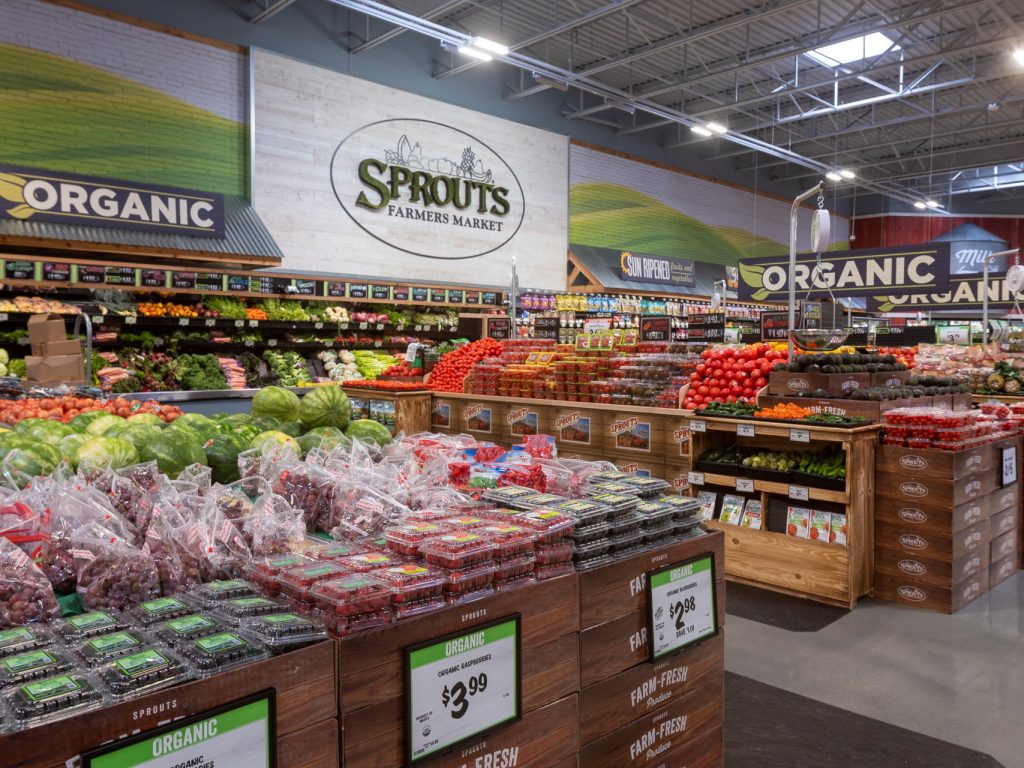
177;631;270;678
319;608;393;638
642;522;675;545
439;515;490;531
534;540;574;566
493;554;536;581
740;500;763;530
0;626;56;659
786;508;810;539
718;495;745;525
636;502;674;528
244;613;327;653
276;562;348;609
616;476;670;498
608;530;646;559
0;538;59;629
584;481;641;496
244;553;315;596
302;538;367;563
477;525;536;558
310;575;391;617
190;579;258;604
215;595;285;622
420;533;495;570
548;498;611;526
442;562;497;595
584;492;640;518
97;647;190;700
607;511;644;536
0;647;74;688
494;574;537;592
511;509;575;544
56;611;131;642
568;521;611;546
375;565;445;605
337;552;405;573
660;496;704;520
573;539;611;564
75;629;151;668
535;562;575;580
480;486;537;506
385;522;447;556
153;614;230;647
6;672;105;729
129;596;199;627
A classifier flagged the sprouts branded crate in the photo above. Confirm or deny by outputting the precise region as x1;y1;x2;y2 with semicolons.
755;393;929;422
874;493;991;535
602;412;666;457
991;506;1019;539
663;416;693;462
874;547;989;586
875;519;991;562
873;570;990;613
767;371;871;397
0;641;337;768
876;442;1001;480
991;552;1020;588
501;403;550;441
607;457;668;479
337;574;579;768
459;399;506;437
875;470;999;509
991;527;1019;564
549;406;604;453
663;460;693;495
430;396;460;433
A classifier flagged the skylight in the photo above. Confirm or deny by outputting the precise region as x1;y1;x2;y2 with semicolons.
806;32;900;67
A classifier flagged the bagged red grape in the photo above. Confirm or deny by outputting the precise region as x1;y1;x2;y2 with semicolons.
70;522;160;612
245;494;305;557
0;538;59;629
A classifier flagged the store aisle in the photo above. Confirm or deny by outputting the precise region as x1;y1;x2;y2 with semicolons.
724;576;1024;768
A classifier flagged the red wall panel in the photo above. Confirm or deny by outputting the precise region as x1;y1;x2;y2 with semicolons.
853;215;1024;250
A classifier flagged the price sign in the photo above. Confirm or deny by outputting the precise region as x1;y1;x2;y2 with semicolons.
412;287;429;303
83;691;276;768
77;265;105;284
393;286;410;301
0;313;8;322
376;323;385;331
430;289;447;303
737;424;755;437
371;284;391;300
689;419;706;433
348;283;369;299
414;324;423;332
172;271;197;290
789;485;809;501
5;261;34;280
91;315;103;326
227;275;250;292
942;325;970;345
325;340;334;348
359;322;368;330
268;338;278;347
205;318;217;327
736;478;754;493
405;616;521;765
178;318;190;327
124;316;136;326
196;272;224;292
234;320;245;328
248;320;259;328
42;262;71;282
327;282;346;298
314;322;324;330
646;554;718;661
790;428;810;443
1002;445;1018;487
340;323;349;331
244;340;254;348
687;471;705;486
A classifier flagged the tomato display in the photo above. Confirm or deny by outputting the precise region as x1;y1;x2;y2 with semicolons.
427;338;505;393
683;343;787;410
0;396;181;425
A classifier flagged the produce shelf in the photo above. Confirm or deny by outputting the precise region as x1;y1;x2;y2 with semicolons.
692;472;849;504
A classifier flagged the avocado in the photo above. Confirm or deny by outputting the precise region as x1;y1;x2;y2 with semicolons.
805;364;821;374
813;388;829;398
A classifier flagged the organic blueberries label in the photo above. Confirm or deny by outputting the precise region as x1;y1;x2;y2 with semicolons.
67;612;115;630
141;598;186;616
167;616;216;635
0;627;34;646
23;675;81;701
88;632;141;654
195;633;246;655
3;650;56;674
116;649;171;678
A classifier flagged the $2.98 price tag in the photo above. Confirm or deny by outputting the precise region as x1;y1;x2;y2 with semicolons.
404;615;522;765
647;554;718;661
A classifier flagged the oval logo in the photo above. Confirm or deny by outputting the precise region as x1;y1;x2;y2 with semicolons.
898;559;926;575
899;507;928;524
900;481;927;497
787;378;811;390
330;119;525;259
898;586;927;602
899;534;928;550
899;456;928;470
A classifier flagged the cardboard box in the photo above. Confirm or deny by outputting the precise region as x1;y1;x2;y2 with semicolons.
38;338;82;357
27;313;66;344
25;354;84;384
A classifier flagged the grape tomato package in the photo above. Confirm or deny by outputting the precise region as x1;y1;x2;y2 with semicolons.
177;630;270;677
98;646;191;700
6;672;105;729
153;613;230;647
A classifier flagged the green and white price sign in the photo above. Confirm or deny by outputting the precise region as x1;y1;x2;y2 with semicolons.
404;615;521;765
647;554;719;661
84;691;275;768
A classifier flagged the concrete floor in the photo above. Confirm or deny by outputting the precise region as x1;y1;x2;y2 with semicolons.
726;574;1024;768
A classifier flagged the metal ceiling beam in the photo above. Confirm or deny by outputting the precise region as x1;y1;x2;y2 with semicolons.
505;0;817;101
250;0;297;24
433;0;647;79
350;0;470;53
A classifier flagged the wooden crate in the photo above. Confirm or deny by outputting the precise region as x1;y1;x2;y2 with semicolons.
875;470;998;508
663;460;692;494
876;443;996;480
755;393;927;421
768;371;870;396
341;390;430;435
430;397;460;433
663;415;692;461
991;482;1020;514
601;412;666;457
0;641;337;768
607;456;668;478
874;493;990;534
991;506;1019;539
991;527;1019;563
338;575;579;768
578;681;724;768
550;406;604;451
875;519;990;561
501;402;549;441
459;399;505;437
991;553;1020;588
874;570;990;613
875;547;989;586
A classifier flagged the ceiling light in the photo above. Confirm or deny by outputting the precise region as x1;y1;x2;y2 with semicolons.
925;199;940;208
705;121;727;135
691;125;713;137
839;169;856;179
1014;49;1024;65
826;171;843;182
914;201;927;209
457;45;492;62
470;36;509;56
807;32;900;68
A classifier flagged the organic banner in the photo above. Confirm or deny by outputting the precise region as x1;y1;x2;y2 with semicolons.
867;270;1024;312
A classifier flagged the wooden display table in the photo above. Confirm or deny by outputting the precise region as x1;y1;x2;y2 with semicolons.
689;416;880;609
342;387;431;435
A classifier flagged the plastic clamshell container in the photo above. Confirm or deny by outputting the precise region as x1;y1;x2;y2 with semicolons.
419;533;495;570
480;486;538;506
639;505;675;527
177;631;270;678
478;525;536;558
573;539;611;561
440;515;490;531
385;522;446;556
515;492;567;510
586;493;640;518
244;613;327;652
574;554;615;572
98;647;190;700
244;553;315;595
495;574;537;592
153;613;229;647
493;554;536;581
608;511;644;536
617;476;671;498
375;565;446;604
6;672;104;729
336;552;405;573
0;647;74;688
277;562;349;605
674;517;704;536
129;596;197;627
319;609;393;638
534;540;575;566
643;522;676;544
549;498;612;526
56;611;131;642
216;596;284;622
659;496;703;520
569;521;611;546
191;579;258;604
584;481;641;497
535;562;575;580
76;630;151;668
589;471;631;483
608;530;646;555
392;597;446;619
512;509;575;544
310;575;391;617
442;563;497;595
303;538;366;563
0;626;55;658
445;586;494;606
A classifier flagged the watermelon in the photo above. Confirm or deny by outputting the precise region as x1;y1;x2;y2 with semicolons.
70;410;108;432
219;413;253;428
250;416;281;433
299;387;351;431
235;424;260;444
139;431;207;478
127;413;164;427
118;424;164;452
345;419;393;447
86;414;126;436
21;421;75;446
251;386;300;423
59;433;88;468
172;413;219;442
74;437;139;476
204;434;249;484
252;430;300;456
277;421;304;438
297;426;349;456
13;418;52;435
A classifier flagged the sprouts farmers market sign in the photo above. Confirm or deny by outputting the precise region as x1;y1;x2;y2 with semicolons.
0;164;224;238
331;119;525;259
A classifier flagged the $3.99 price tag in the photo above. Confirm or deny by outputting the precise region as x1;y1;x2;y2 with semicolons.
404;615;522;765
647;554;718;661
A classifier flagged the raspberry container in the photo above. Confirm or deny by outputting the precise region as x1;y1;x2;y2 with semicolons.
76;630;150;668
608;530;646;556
617;476;671;498
6;672;105;729
56;611;131;642
573;539;611;562
191;579;258;604
420;533;495;570
337;552;406;573
445;586;495;606
177;631;270;677
392;597;446;619
216;596;284;622
440;515;490;531
477;508;525;524
495;574;537;592
535;562;575;580
277;562;349;606
493;554;536;581
480;486;537;506
659;496;703;520
153;613;230;647
586;493;640;518
608;511;644;536
442;563;497;595
569;521;611;546
245;554;315;596
535;540;574;566
385;522;447;556
478;525;536;558
98;647;190;700
244;613;327;653
0;647;74;688
303;539;367;563
512;509;575;544
584;481;641;496
130;596;199;627
320;608;393;638
0;626;55;658
549;498;612;526
376;565;446;604
310;575;391;617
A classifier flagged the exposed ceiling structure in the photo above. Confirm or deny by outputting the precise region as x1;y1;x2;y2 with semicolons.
259;0;1024;209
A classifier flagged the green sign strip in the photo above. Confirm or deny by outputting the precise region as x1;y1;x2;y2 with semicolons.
409;619;516;669
650;555;712;589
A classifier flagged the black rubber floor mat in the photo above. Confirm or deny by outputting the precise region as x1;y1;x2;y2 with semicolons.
725;672;1005;768
725;582;848;632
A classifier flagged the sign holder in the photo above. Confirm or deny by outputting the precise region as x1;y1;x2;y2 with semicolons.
403;614;522;766
646;553;719;662
82;690;276;768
